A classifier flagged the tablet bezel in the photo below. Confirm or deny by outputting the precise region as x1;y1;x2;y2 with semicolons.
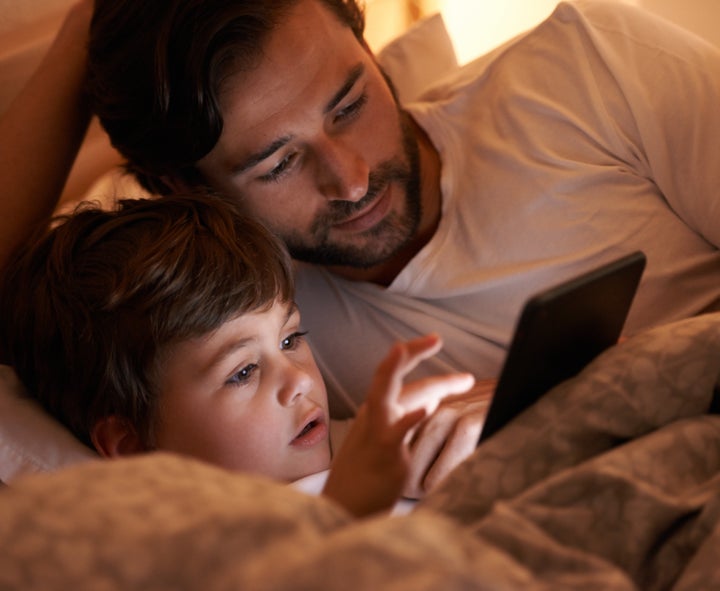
479;251;647;442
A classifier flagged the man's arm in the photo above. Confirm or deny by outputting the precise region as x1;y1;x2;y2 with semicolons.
404;381;494;498
565;1;720;248
0;0;94;270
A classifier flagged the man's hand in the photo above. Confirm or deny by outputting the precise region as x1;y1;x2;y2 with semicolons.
322;334;475;517
403;379;495;499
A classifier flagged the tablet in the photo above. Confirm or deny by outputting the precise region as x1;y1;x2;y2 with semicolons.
479;251;647;442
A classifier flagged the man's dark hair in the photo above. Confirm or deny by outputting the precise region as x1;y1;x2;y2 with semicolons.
0;194;294;447
87;0;366;195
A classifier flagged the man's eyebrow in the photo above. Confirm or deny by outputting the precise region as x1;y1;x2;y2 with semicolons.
230;64;364;176
324;63;365;115
231;135;293;176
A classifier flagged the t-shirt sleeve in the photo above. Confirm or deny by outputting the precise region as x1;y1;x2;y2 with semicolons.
563;1;720;247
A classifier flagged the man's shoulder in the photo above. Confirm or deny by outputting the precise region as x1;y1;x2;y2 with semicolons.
549;0;692;41
414;1;629;100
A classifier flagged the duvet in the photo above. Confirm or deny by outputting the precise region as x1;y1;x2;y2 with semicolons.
2;313;720;590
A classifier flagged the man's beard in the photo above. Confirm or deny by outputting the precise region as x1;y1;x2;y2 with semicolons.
285;111;422;269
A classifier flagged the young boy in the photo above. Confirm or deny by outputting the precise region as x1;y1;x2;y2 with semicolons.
0;192;475;517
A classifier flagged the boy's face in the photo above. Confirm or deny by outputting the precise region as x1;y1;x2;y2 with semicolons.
196;0;423;271
152;299;331;482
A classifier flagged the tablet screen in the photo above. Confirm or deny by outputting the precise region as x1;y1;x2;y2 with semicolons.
479;251;647;442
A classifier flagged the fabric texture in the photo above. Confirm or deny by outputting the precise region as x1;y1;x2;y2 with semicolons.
2;312;720;590
295;0;720;416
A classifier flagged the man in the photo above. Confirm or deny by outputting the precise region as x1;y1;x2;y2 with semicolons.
84;0;720;408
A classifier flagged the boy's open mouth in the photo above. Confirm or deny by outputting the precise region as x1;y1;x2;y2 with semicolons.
291;411;328;448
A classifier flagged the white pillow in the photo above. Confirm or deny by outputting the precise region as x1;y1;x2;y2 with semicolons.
0;365;97;483
376;13;458;105
1;15;460;482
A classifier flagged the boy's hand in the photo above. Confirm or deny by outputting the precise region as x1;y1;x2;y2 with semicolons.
404;379;495;499
322;334;475;517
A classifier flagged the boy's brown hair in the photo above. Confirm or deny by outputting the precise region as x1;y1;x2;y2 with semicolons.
0;194;294;448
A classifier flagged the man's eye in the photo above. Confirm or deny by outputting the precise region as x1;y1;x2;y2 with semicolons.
226;363;258;386
335;92;367;123
259;152;298;183
281;331;308;351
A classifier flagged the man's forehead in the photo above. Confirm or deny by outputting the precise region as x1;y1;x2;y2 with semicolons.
217;0;363;104
206;1;371;169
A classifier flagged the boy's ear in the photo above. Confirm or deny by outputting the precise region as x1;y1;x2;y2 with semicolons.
91;415;146;458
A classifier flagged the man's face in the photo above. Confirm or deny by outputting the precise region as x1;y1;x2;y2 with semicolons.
196;0;422;270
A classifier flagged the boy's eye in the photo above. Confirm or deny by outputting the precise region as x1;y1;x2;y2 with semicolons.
226;363;258;386
281;331;308;351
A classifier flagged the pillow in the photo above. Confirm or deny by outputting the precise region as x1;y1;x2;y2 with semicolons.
0;365;97;483
375;13;458;105
1;15;460;482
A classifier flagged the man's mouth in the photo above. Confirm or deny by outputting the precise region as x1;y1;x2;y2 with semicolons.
331;184;393;233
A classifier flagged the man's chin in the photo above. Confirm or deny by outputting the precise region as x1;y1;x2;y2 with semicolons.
290;244;393;269
302;205;417;265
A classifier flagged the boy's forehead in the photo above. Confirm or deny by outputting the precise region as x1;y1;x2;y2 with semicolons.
277;299;300;321
166;299;299;373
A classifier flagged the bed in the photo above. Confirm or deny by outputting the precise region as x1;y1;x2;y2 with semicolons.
2;312;720;589
2;6;720;590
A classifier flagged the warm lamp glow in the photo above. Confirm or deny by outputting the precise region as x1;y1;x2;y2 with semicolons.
438;0;559;64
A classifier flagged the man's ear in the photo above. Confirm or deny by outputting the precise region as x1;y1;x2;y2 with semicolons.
91;415;146;458
159;175;191;194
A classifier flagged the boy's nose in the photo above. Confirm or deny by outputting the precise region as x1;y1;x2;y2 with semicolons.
277;363;314;407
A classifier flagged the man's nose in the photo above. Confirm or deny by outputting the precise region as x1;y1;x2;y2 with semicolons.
315;135;370;202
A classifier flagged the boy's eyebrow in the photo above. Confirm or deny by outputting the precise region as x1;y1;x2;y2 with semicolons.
204;336;255;375
231;64;365;176
285;303;300;324
204;303;300;373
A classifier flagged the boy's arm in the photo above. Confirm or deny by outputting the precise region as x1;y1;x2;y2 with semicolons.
322;334;476;517
0;0;94;270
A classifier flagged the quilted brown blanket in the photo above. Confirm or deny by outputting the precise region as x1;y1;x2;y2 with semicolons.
2;313;720;590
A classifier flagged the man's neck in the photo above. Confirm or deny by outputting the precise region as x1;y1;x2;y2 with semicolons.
327;117;441;287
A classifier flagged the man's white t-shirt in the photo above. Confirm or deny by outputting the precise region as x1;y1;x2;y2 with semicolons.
296;1;720;416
